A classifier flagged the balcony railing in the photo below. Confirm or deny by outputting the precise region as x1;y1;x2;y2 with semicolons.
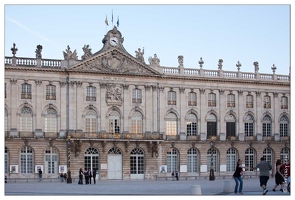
68;132;164;140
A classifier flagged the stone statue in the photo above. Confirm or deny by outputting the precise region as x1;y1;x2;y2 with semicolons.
218;59;223;70
253;61;259;73
63;45;78;60
148;54;160;66
35;44;43;59
178;55;183;67
135;48;145;63
81;44;92;60
11;43;18;57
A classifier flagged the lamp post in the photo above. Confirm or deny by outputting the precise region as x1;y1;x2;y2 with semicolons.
66;135;72;183
209;140;215;181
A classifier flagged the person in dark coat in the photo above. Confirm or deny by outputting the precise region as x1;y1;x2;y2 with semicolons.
233;159;244;194
84;169;89;184
88;169;92;184
78;168;83;184
93;168;97;184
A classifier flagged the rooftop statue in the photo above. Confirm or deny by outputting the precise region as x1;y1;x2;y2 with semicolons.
135;47;145;63
35;44;43;59
81;45;92;60
63;45;78;60
148;54;160;66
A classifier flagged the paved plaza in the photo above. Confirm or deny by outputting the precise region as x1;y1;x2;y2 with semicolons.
4;177;291;196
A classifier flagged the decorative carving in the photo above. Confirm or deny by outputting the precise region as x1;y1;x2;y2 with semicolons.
178;55;183;67
238;90;243;96
35;80;42;85
145;85;151;91
35;44;43;59
76;81;82;87
218;59;223;70
81;45;92;60
148;54;160;66
256;91;261;97
273;92;278;98
105;84;123;105
60;81;66;87
123;84;129;90
200;88;205;94
253;61;259;73
219;89;225;95
63;45;78;60
198;57;204;68
135;48;145;63
11;43;18;57
10;79;17;84
179;87;185;93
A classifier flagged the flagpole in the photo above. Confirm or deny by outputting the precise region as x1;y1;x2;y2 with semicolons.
112;9;114;27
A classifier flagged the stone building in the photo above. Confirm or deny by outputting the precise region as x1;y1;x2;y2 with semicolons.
4;26;290;180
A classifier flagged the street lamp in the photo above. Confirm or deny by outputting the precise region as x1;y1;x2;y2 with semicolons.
209;140;215;181
66;135;72;183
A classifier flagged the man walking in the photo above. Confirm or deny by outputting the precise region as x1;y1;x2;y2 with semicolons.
252;157;273;195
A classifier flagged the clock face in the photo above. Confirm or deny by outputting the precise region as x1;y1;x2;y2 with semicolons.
110;37;118;46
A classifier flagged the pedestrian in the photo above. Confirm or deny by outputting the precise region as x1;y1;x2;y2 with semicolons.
84;169;89;184
63;172;67;182
272;159;285;192
93;168;97;184
60;173;64;182
251;157;273;195
78;168;83;184
171;171;175;181
233;159;243;194
281;159;290;192
38;169;42;181
88;169;92;184
175;171;179;181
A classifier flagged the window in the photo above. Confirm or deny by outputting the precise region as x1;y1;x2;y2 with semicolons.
227;93;235;107
246;94;253;108
208;92;216;107
132;88;142;103
167;148;178;173
130;148;144;175
85;109;97;133
131;111;143;134
207;114;217;138
262;115;272;137
244;114;254;136
20;107;33;132
187;148;198;173
226;114;236;138
44;108;58;132
84;147;99;173
109;110;120;133
245;148;255;171
166;113;177;136
168;91;176;105
279;115;289;137
264;95;271;109
45;147;58;174
263;148;273;165
207;148;218;172
21;83;32;99
188;92;197;106
86;86;96;101
281;96;288;109
226;148;236;172
280;148;290;163
20;146;33;174
46;85;56;100
187;114;197;136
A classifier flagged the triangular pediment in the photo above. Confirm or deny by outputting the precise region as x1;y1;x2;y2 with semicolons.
69;48;161;76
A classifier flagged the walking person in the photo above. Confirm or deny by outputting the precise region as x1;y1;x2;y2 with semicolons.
233;159;243;194
251;157;273;195
84;169;89;184
88;169;92;184
78;168;83;184
38;169;42;182
281;159;290;192
175;171;179;181
272;159;285;192
93;168;97;184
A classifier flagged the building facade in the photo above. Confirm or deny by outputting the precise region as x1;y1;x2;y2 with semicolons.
5;26;290;180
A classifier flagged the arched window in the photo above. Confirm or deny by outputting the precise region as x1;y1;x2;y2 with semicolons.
262;115;272;137
187;114;197;136
84;147;99;172
167;148;178;173
20;107;33;132
263;148;273;165
226;148;237;172
44;108;58;132
187;148;198;173
130;148;144;175
166;113;177;136
20;146;33;173
85;109;98;133
109;110;120;133
279;115;289;137
131;111;143;134
45;147;58;174
280;148;290;163
244;114;254;136
245;148;255;171
207;148;218;172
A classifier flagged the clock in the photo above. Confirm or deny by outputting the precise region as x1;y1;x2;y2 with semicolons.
110;37;118;46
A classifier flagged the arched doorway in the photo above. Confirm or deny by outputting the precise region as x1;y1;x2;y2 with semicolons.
108;147;122;179
130;148;144;179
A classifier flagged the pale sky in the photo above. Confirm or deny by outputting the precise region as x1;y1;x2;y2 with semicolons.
3;1;292;75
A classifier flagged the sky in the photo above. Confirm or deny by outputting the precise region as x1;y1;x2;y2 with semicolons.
3;1;292;75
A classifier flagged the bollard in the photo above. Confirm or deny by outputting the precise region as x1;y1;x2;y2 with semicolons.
223;180;232;192
191;185;202;195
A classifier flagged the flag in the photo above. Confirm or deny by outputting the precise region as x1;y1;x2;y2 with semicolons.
117;16;119;27
111;10;113;24
105;15;109;26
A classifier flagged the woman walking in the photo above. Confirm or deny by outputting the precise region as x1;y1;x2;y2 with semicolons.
233;159;244;194
272;159;285;192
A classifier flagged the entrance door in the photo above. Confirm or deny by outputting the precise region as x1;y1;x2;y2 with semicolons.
108;148;122;180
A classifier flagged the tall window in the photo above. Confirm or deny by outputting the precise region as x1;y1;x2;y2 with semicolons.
166;113;177;136
20;146;33;173
281;96;288;109
208;92;216;107
207;113;217;138
109;110;120;133
168;91;176;105
46;85;56;100
227;93;235;107
207;148;218;172
85;109;97;133
167;148;178;173
132;88;142;103
131;111;143;134
262;115;272;137
20;107;33;132
21;83;32;99
187;148;198;173
244;114;254;136
45;147;58;174
263;148;273;165
279;115;289;137
264;95;271;108
280;148;290;163
188;92;197;106
245;148;255;171
86;86;96;101
187;114;197;136
226;114;236;138
130;148;144;175
84;147;99;172
246;94;253;108
44;108;58;132
226;148;237;172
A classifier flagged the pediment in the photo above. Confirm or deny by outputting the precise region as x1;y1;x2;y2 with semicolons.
69;49;161;76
